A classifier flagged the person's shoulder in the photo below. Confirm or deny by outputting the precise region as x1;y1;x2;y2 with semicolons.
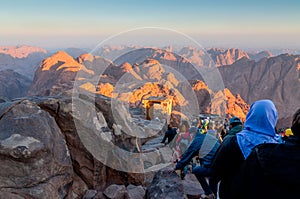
255;142;278;150
254;141;300;157
219;135;240;153
222;134;237;144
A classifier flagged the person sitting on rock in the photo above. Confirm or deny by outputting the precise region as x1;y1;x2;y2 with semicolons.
231;108;300;199
161;123;177;144
174;120;220;199
172;121;194;177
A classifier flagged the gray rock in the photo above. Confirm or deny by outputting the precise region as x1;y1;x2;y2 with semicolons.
146;167;187;199
0;100;73;198
183;173;203;198
94;191;106;199
104;184;126;199
83;189;97;199
126;184;145;199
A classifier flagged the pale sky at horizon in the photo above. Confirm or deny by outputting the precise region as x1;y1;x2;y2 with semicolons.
1;0;300;49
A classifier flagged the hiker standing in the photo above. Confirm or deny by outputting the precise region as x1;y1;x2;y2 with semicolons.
161;124;177;144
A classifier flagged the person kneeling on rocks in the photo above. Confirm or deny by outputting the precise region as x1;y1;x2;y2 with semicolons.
173;121;220;199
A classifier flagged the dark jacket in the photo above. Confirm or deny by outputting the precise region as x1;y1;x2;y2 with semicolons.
161;128;177;144
231;137;300;199
175;132;220;170
211;135;244;199
224;124;243;138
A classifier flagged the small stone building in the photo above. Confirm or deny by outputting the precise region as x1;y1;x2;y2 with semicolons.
142;96;173;123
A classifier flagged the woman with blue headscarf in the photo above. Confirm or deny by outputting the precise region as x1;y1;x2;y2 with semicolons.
211;99;278;199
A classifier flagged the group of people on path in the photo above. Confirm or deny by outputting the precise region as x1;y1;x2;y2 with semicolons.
162;99;300;199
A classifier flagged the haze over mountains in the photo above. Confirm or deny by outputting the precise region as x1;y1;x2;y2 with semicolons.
0;46;48;79
0;45;299;125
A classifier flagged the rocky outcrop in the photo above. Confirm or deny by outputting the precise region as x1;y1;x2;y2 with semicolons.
219;54;300;125
0;69;32;99
0;99;73;198
146;168;205;199
207;48;250;66
146;168;186;199
27;51;94;96
223;88;249;121
0;92;164;198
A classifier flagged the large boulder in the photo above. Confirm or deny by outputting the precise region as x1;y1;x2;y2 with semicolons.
146;168;206;199
35;93;154;194
0;100;73;198
146;168;187;199
103;184;126;199
126;184;146;199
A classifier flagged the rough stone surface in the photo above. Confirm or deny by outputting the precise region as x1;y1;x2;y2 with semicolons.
219;54;300;126
183;174;203;199
126;184;146;199
35;93;151;194
103;184;126;199
146;168;187;199
207;48;249;66
0;100;73;198
82;189;97;199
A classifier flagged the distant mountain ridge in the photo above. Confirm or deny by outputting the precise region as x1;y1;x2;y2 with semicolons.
0;45;47;58
0;45;49;79
0;69;31;99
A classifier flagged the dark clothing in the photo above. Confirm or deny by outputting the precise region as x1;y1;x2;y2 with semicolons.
231;137;300;199
211;135;244;199
192;166;219;196
223;124;243;138
161;128;177;144
175;132;220;196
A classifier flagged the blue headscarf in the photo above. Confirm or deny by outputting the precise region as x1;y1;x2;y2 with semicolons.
237;99;278;159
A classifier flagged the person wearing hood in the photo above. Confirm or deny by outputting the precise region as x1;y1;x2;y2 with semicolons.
231;108;300;199
222;116;243;139
211;99;278;199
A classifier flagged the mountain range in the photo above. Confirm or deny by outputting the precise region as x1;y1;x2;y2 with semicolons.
0;45;299;127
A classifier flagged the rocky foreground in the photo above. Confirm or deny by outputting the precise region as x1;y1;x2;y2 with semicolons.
0;91;207;198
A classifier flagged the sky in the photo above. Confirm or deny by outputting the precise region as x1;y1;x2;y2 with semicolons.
1;0;300;50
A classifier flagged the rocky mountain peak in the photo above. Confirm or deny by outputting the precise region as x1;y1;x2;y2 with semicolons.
41;51;82;71
208;48;249;66
120;62;133;72
77;53;95;63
